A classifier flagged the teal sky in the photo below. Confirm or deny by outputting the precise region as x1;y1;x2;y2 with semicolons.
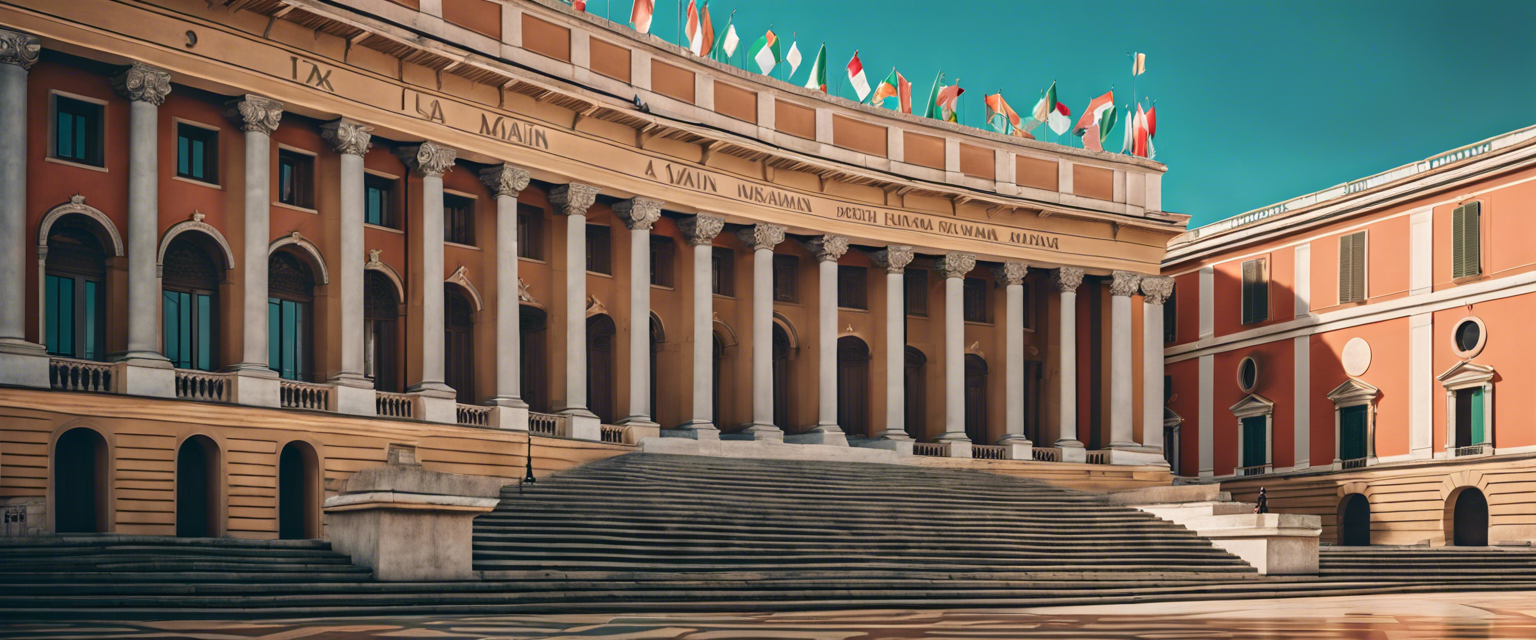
582;0;1536;227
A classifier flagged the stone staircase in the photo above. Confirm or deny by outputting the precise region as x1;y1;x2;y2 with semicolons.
1320;545;1536;584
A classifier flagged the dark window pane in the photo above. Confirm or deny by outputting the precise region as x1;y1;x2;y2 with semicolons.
364;174;396;228
277;150;314;208
904;269;928;317
517;205;545;260
445;194;475;245
711;247;734;296
773;254;797;302
586;224;612;274
54;97;103;166
650;236;675;287
963;277;988;323
838;265;868;310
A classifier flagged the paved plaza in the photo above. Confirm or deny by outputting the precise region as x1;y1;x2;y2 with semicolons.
3;591;1536;639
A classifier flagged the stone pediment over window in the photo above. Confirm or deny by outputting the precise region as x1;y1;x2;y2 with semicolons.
1327;378;1381;405
1437;361;1495;389
1229;393;1274;418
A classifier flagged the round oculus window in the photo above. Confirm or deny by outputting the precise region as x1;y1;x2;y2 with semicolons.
1237;357;1260;393
1452;317;1486;358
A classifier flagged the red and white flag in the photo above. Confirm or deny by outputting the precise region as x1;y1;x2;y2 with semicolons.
631;0;655;34
846;51;871;102
684;1;704;55
570;0;586;11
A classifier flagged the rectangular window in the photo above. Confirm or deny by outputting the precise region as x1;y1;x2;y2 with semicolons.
1452;201;1482;279
517;205;544;260
444;193;475;246
711;247;734;297
1338;231;1367;303
45;275;74;358
1163;288;1177;344
905;269;929;317
175;123;218;184
276;150;314;209
650;236;676;287
46;274;105;361
586;224;612;275
772;254;798;303
1455;387;1485;448
163;290;215;371
1241;258;1269;325
963;277;988;323
268;297;309;381
364;174;397;228
1241;416;1268;469
53;95;104;166
1339;405;1369;461
837;265;868;310
1022;282;1035;331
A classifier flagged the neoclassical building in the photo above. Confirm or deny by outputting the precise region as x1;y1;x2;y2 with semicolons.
0;0;1184;538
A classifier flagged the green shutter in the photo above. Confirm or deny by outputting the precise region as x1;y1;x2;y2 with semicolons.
1340;405;1368;460
1469;387;1485;445
1453;203;1482;279
1242;416;1268;468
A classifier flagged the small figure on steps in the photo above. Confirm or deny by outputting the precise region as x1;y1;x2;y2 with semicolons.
1255;487;1269;514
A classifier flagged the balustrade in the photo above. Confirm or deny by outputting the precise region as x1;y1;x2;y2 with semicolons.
48;358;112;394
279;380;331;411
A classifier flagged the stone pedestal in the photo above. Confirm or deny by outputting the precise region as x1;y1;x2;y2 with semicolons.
112;360;174;398
416;393;456;424
1106;445;1172;466
785;428;848;447
998;435;1033;461
323;445;503;581
491;404;530;431
945;441;973;459
330;378;376;416
0;343;48;389
567;412;601;442
1058;443;1087;463
858;438;915;455
230;369;279;408
1195;513;1321;576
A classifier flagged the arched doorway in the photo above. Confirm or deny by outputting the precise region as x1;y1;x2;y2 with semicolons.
161;236;222;371
587;314;617;424
54;427;108;533
44;220;108;361
277;441;319;540
837;336;870;437
904;347;926;440
268;251;316;381
964;354;988;444
520;306;549;413
364;271;400;393
444;285;475;405
1338;493;1371;546
176;435;220;538
772;323;792;429
1451;487;1489;547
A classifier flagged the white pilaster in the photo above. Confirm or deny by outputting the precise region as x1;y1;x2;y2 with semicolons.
1409;209;1433;296
737;223;786;441
1052;268;1085;452
1141;277;1174;454
997;262;1032;459
871;247;915;449
0;29;46;388
479;164;533;431
1198;353;1214;477
321;118;376;415
1294;243;1312;317
676;213;724;439
550;183;602;441
616;196;664;435
1293;335;1310;469
1409;312;1434;458
225;95;284;408
397;141;457;422
1198;266;1215;340
110;63;174;398
1108;271;1141;450
935;252;976;451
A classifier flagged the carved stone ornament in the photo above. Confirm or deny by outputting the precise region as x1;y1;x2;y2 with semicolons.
737;223;786;251
615;197;664;231
0;29;40;70
550;183;601;216
518;278;536;303
995;261;1029;286
805;234;850;262
872;246;915;274
1052;267;1086;293
678;213;725;246
479;164;531;199
397;141;456;178
320;118;373;157
1110;270;1144;297
224;94;284;135
1140;276;1175;305
110;62;172;106
935;252;977;279
366;249;383;267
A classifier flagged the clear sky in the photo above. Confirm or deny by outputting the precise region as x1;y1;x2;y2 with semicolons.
581;0;1536;227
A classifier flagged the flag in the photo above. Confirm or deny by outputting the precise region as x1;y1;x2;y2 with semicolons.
1030;81;1057;124
684;1;709;56
631;0;654;34
1146;105;1157;139
1047;102;1072;136
570;0;586;11
785;40;803;77
748;30;779;75
1132;52;1146;76
984;93;1020;134
1121;103;1134;154
804;44;827;92
846;51;871;102
698;2;715;56
872;69;911;113
936;80;964;122
710;12;737;63
922;72;944;119
1074;90;1116;151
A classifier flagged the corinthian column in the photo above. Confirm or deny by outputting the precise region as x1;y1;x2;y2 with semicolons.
397;141;457;422
871;246;914;448
677;213;724;439
1051;267;1086;457
321;118;375;415
616;196;664;436
0;29;46;388
796;234;850;447
225;95;284;407
738;223;786;441
935;252;975;457
1141;276;1175;459
1108;270;1143;452
110;62;175;397
480;164;532;431
550;183;603;441
996;261;1033;459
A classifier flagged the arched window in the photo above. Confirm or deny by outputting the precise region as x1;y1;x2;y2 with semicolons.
444;285;475;405
54;427;108;533
837;336;871;437
364;271;400;393
176;435;221;538
520;306;549;413
267;251;315;381
904;347;927;440
277;441;320;540
44;221;108;361
587;314;617;424
162;237;221;371
964;354;989;444
772;324;792;429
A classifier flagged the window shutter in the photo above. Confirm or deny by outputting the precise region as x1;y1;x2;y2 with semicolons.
1453;202;1482;279
1241;260;1266;324
1338;232;1366;303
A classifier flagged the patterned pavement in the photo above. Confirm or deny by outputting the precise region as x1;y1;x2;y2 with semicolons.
4;591;1536;639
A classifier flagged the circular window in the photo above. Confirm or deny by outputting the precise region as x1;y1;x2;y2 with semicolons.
1452;317;1487;359
1237;357;1260;393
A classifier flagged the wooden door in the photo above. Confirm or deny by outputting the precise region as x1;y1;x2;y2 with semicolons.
444;286;475;405
836;337;870;437
1339;405;1368;461
904;347;926;440
964;354;988;444
520;306;549;413
1241;416;1267;468
586;314;616;424
772;324;791;429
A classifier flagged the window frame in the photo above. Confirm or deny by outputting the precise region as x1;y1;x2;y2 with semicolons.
1162;288;1177;344
1327;378;1380;469
174;120;220;185
516;204;546;261
772;253;798;303
586;223;613;275
837;265;869;310
275;147;316;210
711;246;735;297
962;276;989;323
1240;257;1270;325
49;91;107;169
1337;230;1368;304
267;252;316;382
363;171;400;230
1230;393;1275;476
650;235;676;288
904;269;929;318
443;191;477;247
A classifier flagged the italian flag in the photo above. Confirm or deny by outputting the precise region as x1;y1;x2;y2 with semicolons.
1046;101;1072;136
748;30;779;75
1030;81;1057;127
804;44;827;93
1074;90;1116;152
931;79;964;123
872;69;911;113
630;0;654;35
846;51;871;102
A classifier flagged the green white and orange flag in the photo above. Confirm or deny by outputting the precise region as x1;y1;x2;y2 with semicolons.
1029;81;1057;131
748;29;780;75
803;43;828;92
710;11;737;64
872;69;911;113
1073;90;1117;152
984;93;1020;134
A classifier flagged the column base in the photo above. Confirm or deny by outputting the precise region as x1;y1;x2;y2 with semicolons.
858;438;915;455
490;404;530;431
328;374;376;416
945;441;974;459
1055;439;1088;463
667;421;721;441
740;423;785;442
408;384;457;423
0;340;50;389
785;426;848;447
111;357;174;399
561;410;601;442
615;417;661;443
228;365;280;408
998;435;1033;461
935;431;971;443
1106;444;1170;466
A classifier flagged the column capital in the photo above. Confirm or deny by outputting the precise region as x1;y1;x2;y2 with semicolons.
479;164;532;199
934;252;976;280
0;29;40;70
994;261;1029;286
1110;270;1144;297
615;197;664;231
1051;267;1085;293
1140;275;1175;305
805;234;849;262
321;118;374;156
872;245;915;273
397;141;456;177
110;62;172;106
224;94;284;135
679;213;725;246
550;183;601;216
737;223;786;251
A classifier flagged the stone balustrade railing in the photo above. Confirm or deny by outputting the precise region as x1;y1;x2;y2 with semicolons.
1340;457;1369;470
1086;450;1112;465
48;358;112;394
1031;447;1062;462
912;442;950;458
1236;463;1271;477
528;412;567;438
279;380;332;411
599;424;628;444
174;369;232;403
375;392;414;419
456;404;492;427
971;444;1007;460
